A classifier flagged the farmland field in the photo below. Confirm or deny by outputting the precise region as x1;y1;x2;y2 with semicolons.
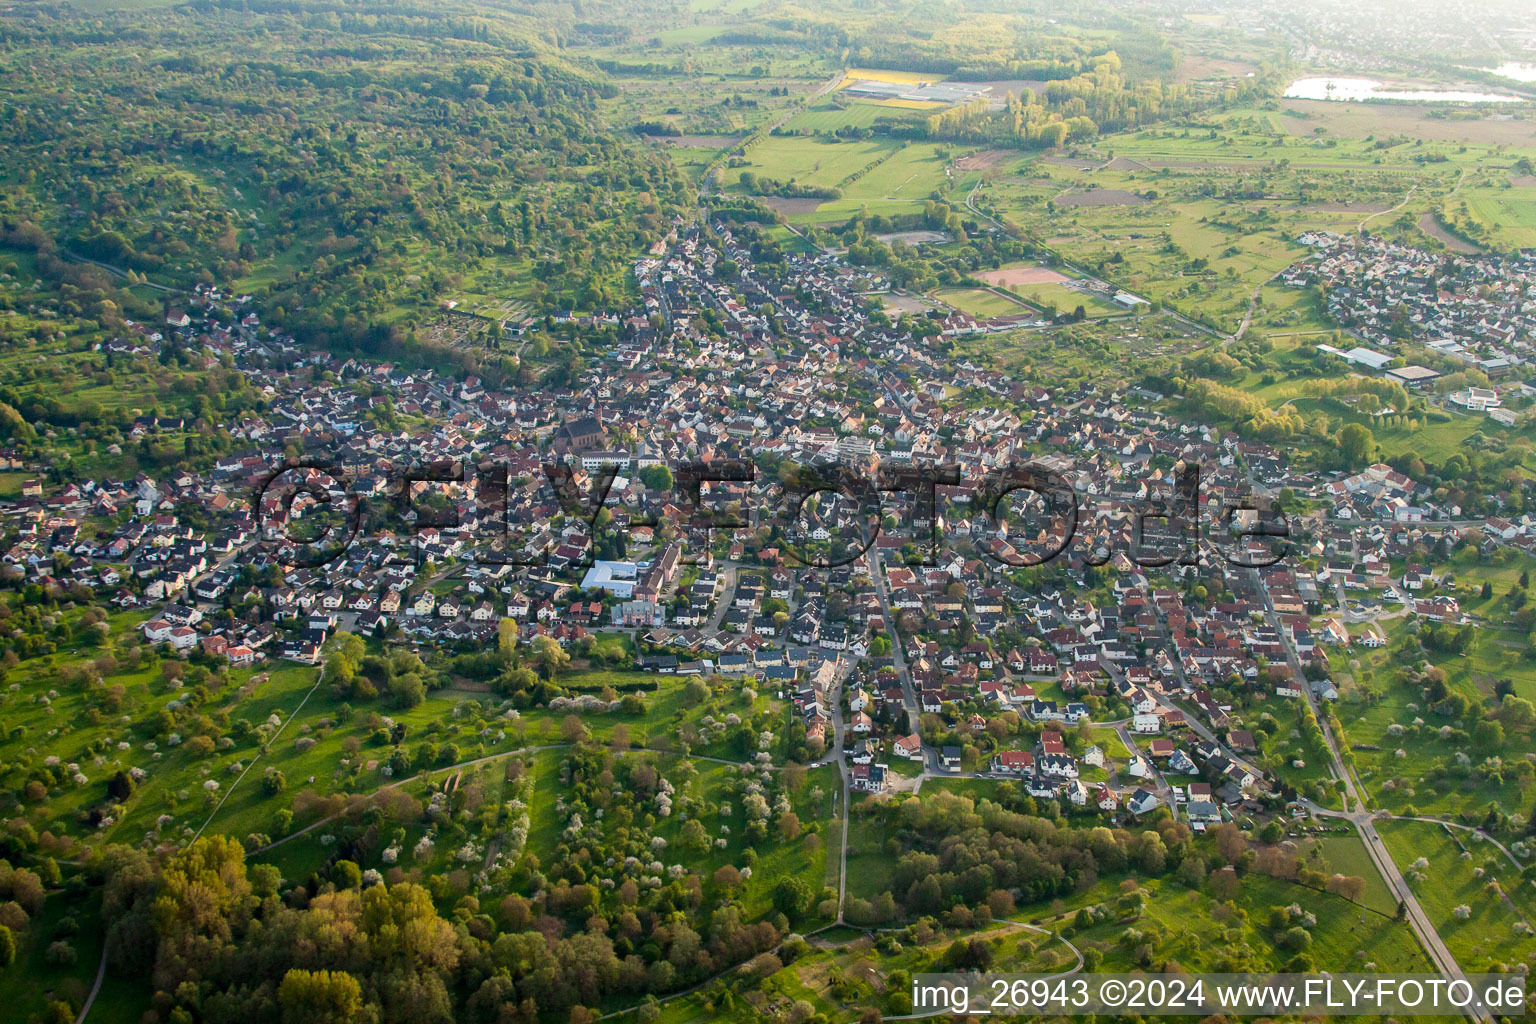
840;68;943;86
786;102;889;133
1463;188;1536;247
730;136;903;191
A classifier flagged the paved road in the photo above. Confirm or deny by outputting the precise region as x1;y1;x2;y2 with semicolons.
704;563;738;633
825;654;854;922
1354;811;1486;1020
61;249;173;292
1100;657;1269;783
869;550;931;770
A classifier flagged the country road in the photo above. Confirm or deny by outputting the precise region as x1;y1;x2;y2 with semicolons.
699;70;845;188
865;919;1085;1022
61;249;173;292
1257;570;1487;1021
870;550;931;770
1224;267;1286;345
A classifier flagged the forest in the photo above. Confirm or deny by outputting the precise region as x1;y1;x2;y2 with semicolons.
0;0;693;360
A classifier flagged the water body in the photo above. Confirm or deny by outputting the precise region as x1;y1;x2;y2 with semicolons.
1489;62;1536;84
1285;76;1525;104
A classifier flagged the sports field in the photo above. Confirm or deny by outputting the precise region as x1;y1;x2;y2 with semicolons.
975;264;1072;287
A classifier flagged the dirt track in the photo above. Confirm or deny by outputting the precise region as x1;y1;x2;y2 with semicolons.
1417;212;1484;253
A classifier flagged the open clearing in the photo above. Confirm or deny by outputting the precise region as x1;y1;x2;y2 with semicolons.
954;148;1014;170
935;286;1031;317
729;135;899;189
1055;188;1148;207
1104;155;1153;171
787;103;888;132
1010;281;1123;317
1306;201;1392;213
1174;54;1257;84
645;133;743;149
753;195;827;215
975;264;1072;287
1042;155;1100;169
1464;187;1536;247
880;291;936;315
1277;99;1536;145
875;229;951;244
730;137;954;207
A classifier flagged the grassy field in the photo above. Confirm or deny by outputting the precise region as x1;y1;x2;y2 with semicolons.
1378;818;1536;970
934;285;1031;317
767;224;818;254
1301;833;1400;916
847;143;955;201
1326;610;1536;819
1463;187;1536;248
733;138;958;208
786;102;889;133
784;198;934;225
731;136;902;192
843;796;898;903
1003;280;1123;318
1063;871;1426;973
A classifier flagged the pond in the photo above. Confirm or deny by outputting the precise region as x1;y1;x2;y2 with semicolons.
1285;76;1525;104
1489;62;1536;84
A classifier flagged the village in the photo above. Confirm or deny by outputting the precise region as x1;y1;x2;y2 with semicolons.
1289;232;1536;428
3;218;1531;839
